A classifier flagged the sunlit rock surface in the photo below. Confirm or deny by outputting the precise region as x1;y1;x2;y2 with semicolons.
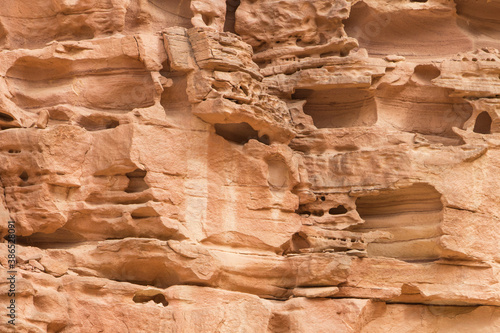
0;0;499;332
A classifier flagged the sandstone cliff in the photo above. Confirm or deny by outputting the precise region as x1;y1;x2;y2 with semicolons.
0;0;500;332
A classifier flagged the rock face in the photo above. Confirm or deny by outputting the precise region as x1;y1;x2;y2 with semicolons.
0;0;500;332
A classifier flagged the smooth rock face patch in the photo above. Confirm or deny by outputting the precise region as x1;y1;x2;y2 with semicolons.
1;0;500;332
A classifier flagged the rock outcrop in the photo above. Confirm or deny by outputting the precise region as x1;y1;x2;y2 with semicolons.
0;0;499;332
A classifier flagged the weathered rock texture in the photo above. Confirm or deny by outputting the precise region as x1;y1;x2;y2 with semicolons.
0;0;500;332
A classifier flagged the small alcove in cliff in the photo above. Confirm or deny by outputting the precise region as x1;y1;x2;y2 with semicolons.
351;184;444;261
473;111;492;134
292;88;377;129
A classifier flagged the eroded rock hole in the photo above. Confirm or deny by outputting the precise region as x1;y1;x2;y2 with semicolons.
329;205;348;215
132;293;168;306
473;111;492;134
292;88;377;128
412;65;441;84
296;204;309;216
259;134;270;145
202;14;213;26
0;112;14;122
125;170;149;193
19;171;29;182
351;184;444;261
283;232;310;254
296;205;323;217
224;0;240;33
214;122;269;145
78;117;120;131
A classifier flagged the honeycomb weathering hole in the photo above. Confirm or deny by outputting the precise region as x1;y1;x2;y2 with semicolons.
329;205;348;215
412;64;441;84
352;184;444;261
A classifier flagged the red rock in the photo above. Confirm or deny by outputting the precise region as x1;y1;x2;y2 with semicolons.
1;1;500;332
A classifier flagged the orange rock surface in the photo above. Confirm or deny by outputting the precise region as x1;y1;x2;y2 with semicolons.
0;0;499;332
